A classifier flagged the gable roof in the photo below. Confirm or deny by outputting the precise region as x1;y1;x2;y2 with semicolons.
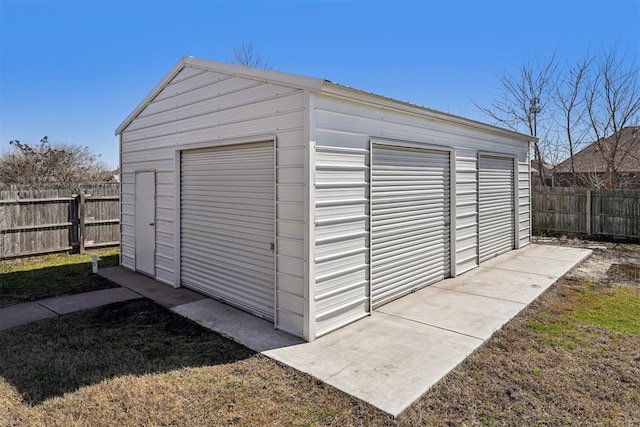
115;56;534;143
555;127;640;173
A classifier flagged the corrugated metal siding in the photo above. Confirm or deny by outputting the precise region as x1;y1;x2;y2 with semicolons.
518;161;531;247
180;143;275;320
314;95;529;155
120;66;307;337
314;146;369;337
455;151;478;274
478;155;515;262
275;136;306;335
120;171;135;270
371;144;450;307
311;94;529;336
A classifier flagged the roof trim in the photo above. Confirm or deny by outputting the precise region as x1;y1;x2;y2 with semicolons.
115;58;185;135
319;82;535;143
115;56;325;135
116;56;535;143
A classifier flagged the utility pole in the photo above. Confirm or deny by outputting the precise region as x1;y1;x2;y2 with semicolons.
530;97;546;185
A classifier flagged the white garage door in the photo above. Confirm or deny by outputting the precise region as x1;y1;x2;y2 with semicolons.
478;155;515;262
180;142;275;320
371;144;451;308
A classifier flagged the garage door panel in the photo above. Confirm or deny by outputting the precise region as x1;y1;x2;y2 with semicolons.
372;232;443;252
479;155;515;263
371;144;450;308
181;142;275;320
181;234;274;270
181;211;274;230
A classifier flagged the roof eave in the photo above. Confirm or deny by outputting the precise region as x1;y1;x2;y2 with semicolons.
115;58;186;135
185;57;325;93
319;81;536;144
115;56;326;135
116;56;536;144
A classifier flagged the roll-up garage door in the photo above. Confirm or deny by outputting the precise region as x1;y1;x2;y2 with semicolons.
180;142;275;320
371;144;451;308
478;155;515;262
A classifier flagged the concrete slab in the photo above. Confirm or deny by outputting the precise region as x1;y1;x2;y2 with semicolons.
0;302;57;331
264;312;482;416
172;299;304;352
104;244;591;417
479;253;583;277
432;267;559;304
377;286;526;339
517;244;593;263
39;287;141;315
99;267;208;308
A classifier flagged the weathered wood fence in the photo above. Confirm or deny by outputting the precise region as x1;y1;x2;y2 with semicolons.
533;186;640;240
0;184;119;259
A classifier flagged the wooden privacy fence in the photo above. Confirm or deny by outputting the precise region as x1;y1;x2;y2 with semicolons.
533;186;640;240
0;184;119;259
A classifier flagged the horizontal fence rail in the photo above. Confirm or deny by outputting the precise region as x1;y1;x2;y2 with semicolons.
533;186;640;240
0;183;119;259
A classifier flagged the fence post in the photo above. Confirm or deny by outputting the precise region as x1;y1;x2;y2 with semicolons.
78;191;86;254
586;189;592;236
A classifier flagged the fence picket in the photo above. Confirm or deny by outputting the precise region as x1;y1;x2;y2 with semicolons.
533;186;640;240
0;183;119;258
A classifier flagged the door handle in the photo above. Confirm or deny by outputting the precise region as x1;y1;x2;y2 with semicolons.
149;222;155;226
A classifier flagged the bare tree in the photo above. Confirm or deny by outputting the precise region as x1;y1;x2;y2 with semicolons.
0;136;108;187
555;56;592;186
231;40;274;69
474;58;557;184
585;47;640;188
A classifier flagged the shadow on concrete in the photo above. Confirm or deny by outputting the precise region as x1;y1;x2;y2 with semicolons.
0;298;254;405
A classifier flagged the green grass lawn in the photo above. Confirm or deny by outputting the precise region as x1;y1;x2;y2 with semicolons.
0;248;119;308
529;283;640;349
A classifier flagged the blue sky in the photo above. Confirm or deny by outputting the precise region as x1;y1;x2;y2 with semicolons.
1;0;638;169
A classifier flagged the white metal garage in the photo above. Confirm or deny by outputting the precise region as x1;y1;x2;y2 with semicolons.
478;154;515;262
116;57;533;342
180;142;275;320
371;143;451;308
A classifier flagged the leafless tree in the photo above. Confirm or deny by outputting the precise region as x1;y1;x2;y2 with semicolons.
555;56;592;186
479;46;640;189
0;136;108;188
585;47;640;188
474;58;557;184
231;40;274;70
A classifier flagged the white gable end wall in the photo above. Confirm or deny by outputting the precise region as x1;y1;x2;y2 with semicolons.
120;65;308;337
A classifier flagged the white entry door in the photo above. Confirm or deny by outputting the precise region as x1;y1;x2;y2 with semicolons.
135;171;156;276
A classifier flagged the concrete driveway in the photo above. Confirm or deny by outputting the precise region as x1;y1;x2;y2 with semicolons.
103;244;591;417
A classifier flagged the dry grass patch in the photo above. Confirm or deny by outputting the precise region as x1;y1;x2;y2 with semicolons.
0;299;392;426
2;242;639;425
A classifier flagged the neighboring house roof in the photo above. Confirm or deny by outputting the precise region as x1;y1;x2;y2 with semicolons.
555;127;640;174
531;160;553;174
115;56;534;143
